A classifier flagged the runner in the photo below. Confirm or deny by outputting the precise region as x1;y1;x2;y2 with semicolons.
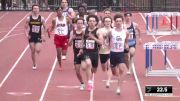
97;16;112;88
77;14;102;91
124;12;142;74
109;14;129;95
47;7;72;70
24;4;46;70
69;18;92;91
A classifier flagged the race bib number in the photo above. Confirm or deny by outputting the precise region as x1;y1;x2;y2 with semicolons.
128;29;134;39
57;28;64;35
32;25;40;33
112;42;122;50
86;40;95;49
75;40;82;48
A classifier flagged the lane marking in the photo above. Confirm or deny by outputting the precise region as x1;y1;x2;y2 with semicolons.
132;61;144;101
0;28;24;33
39;58;57;101
90;73;95;101
3;33;24;39
0;12;30;43
56;85;79;89
0;12;8;20
7;92;32;96
140;13;180;82
0;12;53;88
0;45;29;88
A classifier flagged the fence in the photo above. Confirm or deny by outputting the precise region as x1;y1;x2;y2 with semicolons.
0;0;180;11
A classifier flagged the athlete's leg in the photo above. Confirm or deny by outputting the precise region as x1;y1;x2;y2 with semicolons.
56;47;62;70
128;47;136;73
29;42;36;68
81;58;93;91
35;42;42;54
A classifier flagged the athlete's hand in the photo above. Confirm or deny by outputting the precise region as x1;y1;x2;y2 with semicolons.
41;35;46;42
138;38;142;45
87;33;95;40
77;49;83;57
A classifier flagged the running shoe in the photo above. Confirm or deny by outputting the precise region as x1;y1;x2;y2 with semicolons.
32;65;37;70
87;80;93;91
106;80;110;88
62;56;66;60
116;88;121;95
80;83;85;91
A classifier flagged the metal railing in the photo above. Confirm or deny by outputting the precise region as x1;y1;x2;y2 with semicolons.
1;0;180;11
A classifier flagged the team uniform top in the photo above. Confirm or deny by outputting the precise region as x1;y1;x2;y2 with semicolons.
62;7;74;17
110;28;127;52
97;27;111;54
73;30;84;54
28;15;42;35
83;28;99;52
54;17;68;36
127;22;136;39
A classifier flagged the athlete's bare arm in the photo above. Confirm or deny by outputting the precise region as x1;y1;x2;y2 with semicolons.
87;32;103;45
41;17;46;41
67;17;73;31
68;30;74;46
47;18;56;38
125;30;130;49
24;17;30;39
97;29;105;46
133;22;142;44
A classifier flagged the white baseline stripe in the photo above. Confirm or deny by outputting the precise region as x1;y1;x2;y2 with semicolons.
39;58;57;101
0;12;53;88
139;13;180;81
0;12;30;43
0;12;8;20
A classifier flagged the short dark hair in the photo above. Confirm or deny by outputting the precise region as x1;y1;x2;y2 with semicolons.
124;12;132;17
32;4;39;10
103;8;112;13
86;14;99;25
102;16;112;23
75;17;84;24
77;5;86;11
114;14;124;21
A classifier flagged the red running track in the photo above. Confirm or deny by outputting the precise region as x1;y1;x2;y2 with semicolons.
0;12;180;101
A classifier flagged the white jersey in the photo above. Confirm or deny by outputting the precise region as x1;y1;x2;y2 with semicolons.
110;28;127;52
54;17;68;36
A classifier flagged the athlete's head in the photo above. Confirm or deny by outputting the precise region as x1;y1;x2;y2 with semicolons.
56;7;63;17
61;0;69;9
103;8;112;17
32;4;39;14
114;14;124;28
103;16;112;27
124;12;132;22
75;18;84;29
78;5;86;15
87;14;99;28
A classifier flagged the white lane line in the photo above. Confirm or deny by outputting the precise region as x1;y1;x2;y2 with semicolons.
0;12;53;88
132;61;144;101
0;29;24;33
0;45;29;88
0;12;30;43
39;58;57;101
90;73;95;101
139;13;180;82
0;12;8;20
3;33;24;39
